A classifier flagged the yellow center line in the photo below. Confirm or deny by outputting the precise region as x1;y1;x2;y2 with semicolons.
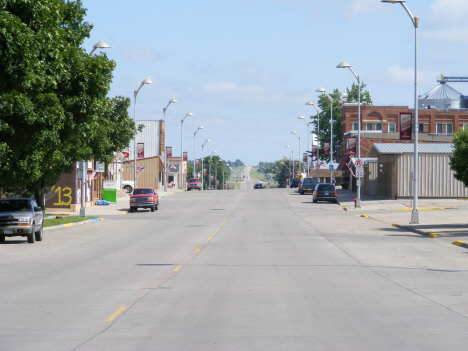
221;222;226;226
216;228;220;232
207;237;212;241
173;266;182;272
106;306;126;322
194;249;201;252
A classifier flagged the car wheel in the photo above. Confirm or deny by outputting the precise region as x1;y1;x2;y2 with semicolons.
300;191;304;195
35;225;43;242
155;201;159;210
124;185;132;193
28;224;36;243
151;205;155;212
188;188;191;191
313;197;317;203
0;235;5;243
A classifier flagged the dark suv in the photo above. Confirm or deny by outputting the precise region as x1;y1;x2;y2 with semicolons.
312;183;338;203
300;177;318;195
289;178;300;188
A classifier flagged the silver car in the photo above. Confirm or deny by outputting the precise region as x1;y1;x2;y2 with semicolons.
0;198;44;243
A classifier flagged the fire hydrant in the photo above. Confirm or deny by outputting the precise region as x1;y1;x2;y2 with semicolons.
353;198;357;208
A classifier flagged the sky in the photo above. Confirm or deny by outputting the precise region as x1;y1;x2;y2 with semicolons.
81;0;468;166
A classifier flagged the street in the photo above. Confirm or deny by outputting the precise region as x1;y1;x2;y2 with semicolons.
2;183;468;350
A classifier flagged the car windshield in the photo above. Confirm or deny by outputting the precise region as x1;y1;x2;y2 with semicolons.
318;184;335;191
303;179;313;185
0;200;32;212
133;189;153;195
189;179;199;182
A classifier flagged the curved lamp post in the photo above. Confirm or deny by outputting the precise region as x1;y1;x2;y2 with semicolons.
201;139;210;190
298;116;310;175
286;145;294;179
316;87;333;183
193;126;204;177
80;41;111;217
133;78;154;191
180;112;193;190
162;98;178;192
382;0;419;223
291;131;301;175
306;101;321;180
337;61;362;207
208;151;217;190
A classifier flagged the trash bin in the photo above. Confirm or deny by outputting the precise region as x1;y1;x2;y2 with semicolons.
102;189;117;203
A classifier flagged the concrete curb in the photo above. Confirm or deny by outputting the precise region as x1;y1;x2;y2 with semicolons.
44;217;103;231
452;240;468;250
391;223;438;238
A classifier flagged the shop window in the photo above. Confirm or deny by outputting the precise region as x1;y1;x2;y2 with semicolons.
375;123;382;131
366;122;373;131
388;123;396;132
418;123;424;132
352;122;358;131
446;124;453;134
436;123;443;134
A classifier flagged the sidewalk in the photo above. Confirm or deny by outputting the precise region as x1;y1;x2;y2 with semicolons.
47;188;181;218
336;187;468;248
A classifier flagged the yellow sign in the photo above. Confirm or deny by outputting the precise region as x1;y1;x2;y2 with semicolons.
51;186;72;206
297;174;302;179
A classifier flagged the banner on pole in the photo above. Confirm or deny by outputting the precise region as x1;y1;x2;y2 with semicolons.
400;113;412;140
166;146;172;158
183;152;188;162
324;142;330;156
137;143;144;158
303;153;307;163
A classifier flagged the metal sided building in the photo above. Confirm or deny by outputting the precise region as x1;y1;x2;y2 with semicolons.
367;143;468;199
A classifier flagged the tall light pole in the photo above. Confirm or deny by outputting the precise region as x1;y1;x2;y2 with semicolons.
209;151;217;189
162;98;178;192
291;131;301;175
201;139;210;190
133;78;154;192
316;88;333;183
298;116;310;175
286;145;294;178
180;112;193;191
193;126;204;177
225;163;229;190
306;101;321;181
382;0;419;223
337;61;362;207
80;41;111;217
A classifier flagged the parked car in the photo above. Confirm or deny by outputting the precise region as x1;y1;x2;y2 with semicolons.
129;188;159;212
290;178;300;188
187;178;202;191
312;183;338;203
0;198;44;243
122;179;134;193
300;177;319;195
254;183;266;189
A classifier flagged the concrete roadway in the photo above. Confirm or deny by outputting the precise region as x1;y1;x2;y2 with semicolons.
2;186;468;350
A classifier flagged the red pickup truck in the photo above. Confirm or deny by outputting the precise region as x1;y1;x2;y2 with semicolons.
187;178;202;191
129;188;159;212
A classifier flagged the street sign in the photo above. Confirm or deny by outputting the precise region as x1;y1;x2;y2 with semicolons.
329;165;334;171
355;159;363;168
356;170;364;178
356;179;361;187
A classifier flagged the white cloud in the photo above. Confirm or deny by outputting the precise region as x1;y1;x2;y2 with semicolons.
380;65;438;89
343;0;382;20
122;47;161;61
429;0;468;23
423;0;468;43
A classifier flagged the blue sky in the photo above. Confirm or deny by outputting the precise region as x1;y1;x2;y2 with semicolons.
81;0;468;165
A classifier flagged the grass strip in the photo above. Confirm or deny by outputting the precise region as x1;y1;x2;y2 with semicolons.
43;216;98;228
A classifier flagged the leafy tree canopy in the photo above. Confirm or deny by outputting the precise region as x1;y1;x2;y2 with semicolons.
309;82;373;163
450;130;468;187
0;0;137;205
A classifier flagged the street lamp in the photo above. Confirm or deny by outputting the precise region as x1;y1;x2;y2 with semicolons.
382;0;419;223
201;139;210;190
316;87;333;183
285;145;294;179
298;116;310;175
193;126;204;177
306;101;321;180
337;61;362;207
209;151;217;190
291;131;301;175
162;98;178;192
133;78;154;192
180;112;193;191
80;41;111;217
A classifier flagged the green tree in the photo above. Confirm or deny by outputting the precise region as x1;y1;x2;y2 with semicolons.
309;83;372;163
0;0;137;206
450;129;468;186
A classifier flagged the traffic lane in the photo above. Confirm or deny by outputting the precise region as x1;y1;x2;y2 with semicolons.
289;188;468;325
79;188;468;350
0;190;242;351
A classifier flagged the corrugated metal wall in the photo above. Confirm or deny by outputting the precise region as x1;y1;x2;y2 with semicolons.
122;157;163;190
397;153;468;197
125;120;160;159
366;162;378;196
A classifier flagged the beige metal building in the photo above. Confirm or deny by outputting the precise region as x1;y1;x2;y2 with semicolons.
367;143;468;198
122;156;164;190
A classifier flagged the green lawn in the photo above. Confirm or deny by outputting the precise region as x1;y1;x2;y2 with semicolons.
43;216;98;227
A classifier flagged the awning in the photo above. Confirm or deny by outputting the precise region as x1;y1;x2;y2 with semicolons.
337;153;350;171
